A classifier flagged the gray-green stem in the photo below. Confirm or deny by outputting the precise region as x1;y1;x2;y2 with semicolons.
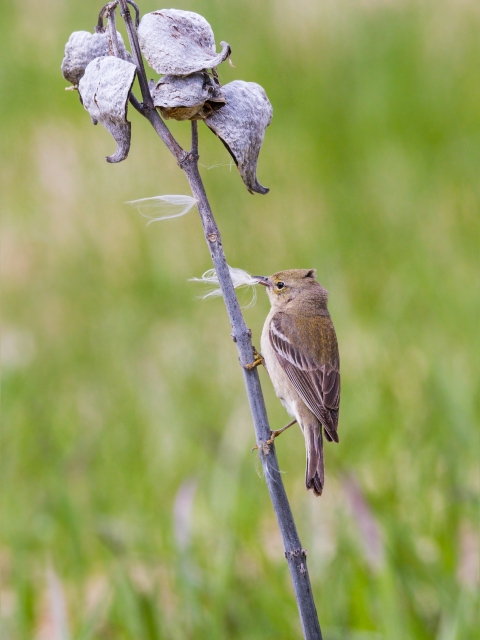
117;2;322;637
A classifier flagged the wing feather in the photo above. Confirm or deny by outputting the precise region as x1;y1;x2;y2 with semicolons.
269;312;340;442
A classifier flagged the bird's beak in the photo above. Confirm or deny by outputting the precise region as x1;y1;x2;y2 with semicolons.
253;275;271;287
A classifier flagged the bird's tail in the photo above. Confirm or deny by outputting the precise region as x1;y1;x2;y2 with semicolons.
305;423;324;496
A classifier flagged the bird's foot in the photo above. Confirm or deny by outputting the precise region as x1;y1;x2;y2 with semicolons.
243;347;265;371
266;419;297;445
251;419;297;453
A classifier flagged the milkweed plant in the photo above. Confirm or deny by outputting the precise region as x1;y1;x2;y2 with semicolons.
61;2;323;638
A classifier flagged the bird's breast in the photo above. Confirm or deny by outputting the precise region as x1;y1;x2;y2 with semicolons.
261;312;301;420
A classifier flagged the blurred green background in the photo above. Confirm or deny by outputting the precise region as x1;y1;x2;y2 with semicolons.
1;0;479;638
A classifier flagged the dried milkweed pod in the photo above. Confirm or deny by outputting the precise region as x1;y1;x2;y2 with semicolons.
78;56;136;163
61;30;131;85
138;9;231;76
152;73;225;121
205;81;273;195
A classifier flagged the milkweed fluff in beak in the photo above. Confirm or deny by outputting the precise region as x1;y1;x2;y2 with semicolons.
127;194;197;224
190;266;259;308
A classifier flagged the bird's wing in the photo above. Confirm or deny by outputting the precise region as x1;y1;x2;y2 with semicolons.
269;312;340;442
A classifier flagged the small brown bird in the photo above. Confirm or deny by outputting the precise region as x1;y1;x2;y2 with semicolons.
255;269;340;496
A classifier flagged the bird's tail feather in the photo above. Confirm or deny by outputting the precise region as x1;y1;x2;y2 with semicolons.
305;424;324;496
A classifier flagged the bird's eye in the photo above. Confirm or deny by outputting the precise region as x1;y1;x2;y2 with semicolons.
276;281;285;290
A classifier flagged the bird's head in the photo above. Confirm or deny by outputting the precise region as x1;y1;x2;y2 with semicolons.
254;269;328;309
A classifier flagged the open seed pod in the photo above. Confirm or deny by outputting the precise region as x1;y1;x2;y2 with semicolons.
138;9;231;75
61;30;131;85
152;73;225;121
204;81;273;195
78;56;136;163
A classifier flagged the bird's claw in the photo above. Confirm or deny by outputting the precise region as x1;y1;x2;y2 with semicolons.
243;346;265;371
252;419;297;453
266;419;297;445
266;432;279;446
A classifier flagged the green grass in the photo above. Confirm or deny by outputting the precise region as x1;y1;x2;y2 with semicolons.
1;0;479;638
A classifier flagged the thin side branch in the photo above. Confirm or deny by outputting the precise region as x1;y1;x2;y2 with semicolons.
106;4;120;57
97;1;118;32
190;119;199;157
129;93;144;115
126;0;140;27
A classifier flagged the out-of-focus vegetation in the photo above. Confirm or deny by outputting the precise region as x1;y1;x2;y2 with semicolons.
1;0;479;637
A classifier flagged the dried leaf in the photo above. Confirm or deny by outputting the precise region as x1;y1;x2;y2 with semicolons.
138;9;231;75
78;57;136;163
204;81;273;195
61;30;131;85
151;73;225;121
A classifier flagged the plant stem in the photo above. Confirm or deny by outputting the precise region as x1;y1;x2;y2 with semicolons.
182;140;322;640
117;3;323;637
